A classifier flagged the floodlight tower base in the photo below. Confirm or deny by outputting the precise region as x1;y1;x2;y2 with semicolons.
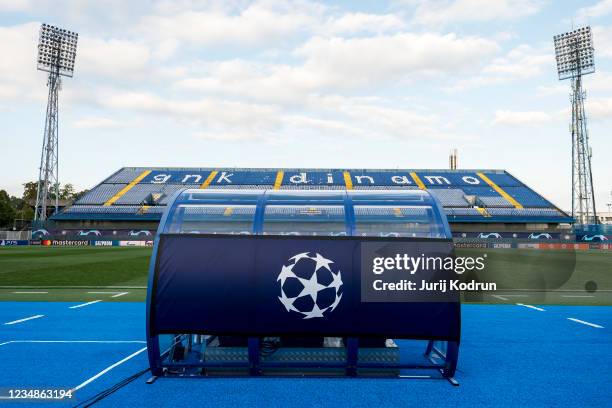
570;75;597;225
34;70;60;221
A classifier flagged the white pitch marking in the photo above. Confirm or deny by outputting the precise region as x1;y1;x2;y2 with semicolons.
500;294;527;297
492;295;509;301
516;303;545;312
567;318;604;329
4;314;45;325
87;291;120;294
12;291;48;294
111;292;129;298
72;346;148;392
562;295;594;298
69;300;101;309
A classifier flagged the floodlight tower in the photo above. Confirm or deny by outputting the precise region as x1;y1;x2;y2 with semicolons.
34;24;78;221
554;26;598;225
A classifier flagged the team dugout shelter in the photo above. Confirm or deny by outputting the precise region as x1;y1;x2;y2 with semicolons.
146;188;461;380
50;167;572;239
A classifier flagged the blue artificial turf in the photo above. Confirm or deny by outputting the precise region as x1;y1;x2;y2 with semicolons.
0;302;610;407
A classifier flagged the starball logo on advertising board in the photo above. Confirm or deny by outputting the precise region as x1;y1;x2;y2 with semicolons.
277;252;343;319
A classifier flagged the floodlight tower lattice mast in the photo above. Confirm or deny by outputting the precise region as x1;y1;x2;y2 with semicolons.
554;26;597;225
34;24;78;221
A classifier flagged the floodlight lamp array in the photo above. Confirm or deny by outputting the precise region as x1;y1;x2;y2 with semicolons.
37;23;79;77
554;26;594;80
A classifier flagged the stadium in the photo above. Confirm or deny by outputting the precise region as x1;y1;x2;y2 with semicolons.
1;2;611;408
47;167;573;240
2;165;610;406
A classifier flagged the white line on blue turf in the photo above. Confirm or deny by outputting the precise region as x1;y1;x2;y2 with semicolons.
69;300;101;309
4;314;45;325
72;346;148;392
111;292;129;298
567;318;604;329
516;303;545;312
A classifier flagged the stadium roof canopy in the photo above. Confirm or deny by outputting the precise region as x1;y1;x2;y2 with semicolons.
52;167;571;224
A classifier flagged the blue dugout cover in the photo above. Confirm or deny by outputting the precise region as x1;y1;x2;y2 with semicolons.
150;234;460;340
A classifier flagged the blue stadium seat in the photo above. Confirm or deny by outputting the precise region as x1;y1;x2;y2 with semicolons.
428;189;468;206
53;167;571;223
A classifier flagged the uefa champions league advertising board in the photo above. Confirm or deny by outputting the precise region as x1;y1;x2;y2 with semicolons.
150;234;462;340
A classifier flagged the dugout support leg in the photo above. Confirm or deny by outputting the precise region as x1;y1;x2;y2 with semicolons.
248;337;261;376
147;335;163;377
346;337;358;377
442;341;459;379
424;340;460;384
424;340;434;356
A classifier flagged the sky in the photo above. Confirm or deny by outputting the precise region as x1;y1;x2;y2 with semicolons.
0;0;611;212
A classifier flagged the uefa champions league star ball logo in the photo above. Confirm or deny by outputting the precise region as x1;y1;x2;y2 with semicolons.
277;252;343;319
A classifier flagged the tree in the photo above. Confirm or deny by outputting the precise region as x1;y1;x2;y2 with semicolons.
11;181;87;224
0;190;16;228
21;181;86;201
22;181;38;201
59;183;74;199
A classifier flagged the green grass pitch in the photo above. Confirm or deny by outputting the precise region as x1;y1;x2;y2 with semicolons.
0;246;150;302
0;246;610;304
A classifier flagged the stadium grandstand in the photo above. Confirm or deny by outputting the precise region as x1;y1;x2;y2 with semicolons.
45;167;572;240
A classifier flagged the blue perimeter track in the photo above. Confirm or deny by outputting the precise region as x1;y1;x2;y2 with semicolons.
0;302;611;407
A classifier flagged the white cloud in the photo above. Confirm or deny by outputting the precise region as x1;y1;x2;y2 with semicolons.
446;44;552;91
587;97;612;120
332;100;439;138
91;85;463;144
296;33;499;86
72;116;126;129
324;12;406;35
493;31;519;42
535;83;566;96
577;0;612;19
593;26;612;58
493;110;552;126
192;131;271;142
0;0;31;12
410;0;546;26
0;23;47;102
483;45;552;78
310;94;469;141
78;37;152;79
100;90;282;135
284;114;371;138
174;60;320;105
173;32;499;105
138;2;321;49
